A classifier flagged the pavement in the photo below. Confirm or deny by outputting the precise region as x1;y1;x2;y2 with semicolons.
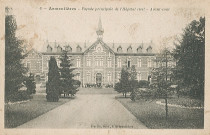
17;88;147;129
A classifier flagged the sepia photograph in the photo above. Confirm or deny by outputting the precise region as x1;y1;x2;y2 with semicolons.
1;0;209;134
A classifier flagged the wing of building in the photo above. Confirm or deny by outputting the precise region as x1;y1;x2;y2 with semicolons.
23;18;158;87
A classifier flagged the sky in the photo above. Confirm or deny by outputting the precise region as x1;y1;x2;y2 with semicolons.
6;1;205;52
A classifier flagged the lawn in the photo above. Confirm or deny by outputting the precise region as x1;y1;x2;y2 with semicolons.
5;94;72;128
116;96;204;129
160;97;204;108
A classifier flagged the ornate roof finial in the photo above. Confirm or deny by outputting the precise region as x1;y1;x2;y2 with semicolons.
96;16;104;40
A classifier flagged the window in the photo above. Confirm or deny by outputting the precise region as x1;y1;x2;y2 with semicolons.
57;60;61;67
76;73;80;81
100;58;103;66
137;73;141;81
57;46;62;52
127;46;132;53
27;61;31;69
97;47;101;52
87;72;91;83
117;73;121;82
107;72;112;82
76;58;80;67
37;61;41;70
148;58;151;67
107;57;111;67
77;46;82;52
127;61;130;68
47;45;52;52
117;46;122;52
87;57;91;67
138;58;142;67
117;58;121;68
65;46;72;52
137;47;142;53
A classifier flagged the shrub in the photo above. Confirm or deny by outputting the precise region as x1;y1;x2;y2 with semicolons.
46;57;60;102
46;82;59;102
138;80;150;88
114;82;122;92
25;73;36;95
7;91;32;102
105;84;113;88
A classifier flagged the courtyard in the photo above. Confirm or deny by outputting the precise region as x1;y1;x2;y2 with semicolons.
6;87;146;128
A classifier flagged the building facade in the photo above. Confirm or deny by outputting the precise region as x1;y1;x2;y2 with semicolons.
23;18;157;87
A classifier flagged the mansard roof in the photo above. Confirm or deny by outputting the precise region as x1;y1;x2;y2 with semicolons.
41;40;156;54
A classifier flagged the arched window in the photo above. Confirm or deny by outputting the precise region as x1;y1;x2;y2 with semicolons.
57;45;62;52
146;46;152;53
47;45;52;52
117;46;122;53
127;46;132;53
65;45;72;52
137;46;143;53
76;45;82;52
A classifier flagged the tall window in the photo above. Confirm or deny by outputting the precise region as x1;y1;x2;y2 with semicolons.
27;61;31;68
138;58;142;67
117;58;121;68
107;72;112;82
37;61;41;70
57;60;61;67
76;58;80;67
87;72;91;83
137;73;141;81
96;58;99;66
127;58;131;68
76;73;80;81
127;61;131;68
107;57;111;67
148;58;151;67
117;73;121;82
87;57;91;67
100;58;103;66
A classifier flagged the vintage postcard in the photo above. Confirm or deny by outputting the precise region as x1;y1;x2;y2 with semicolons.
0;0;209;135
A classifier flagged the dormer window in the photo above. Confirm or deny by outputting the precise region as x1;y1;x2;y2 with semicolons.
65;45;72;52
127;45;132;53
137;45;143;53
117;46;122;53
77;45;82;52
47;45;52;52
146;46;152;53
57;45;62;52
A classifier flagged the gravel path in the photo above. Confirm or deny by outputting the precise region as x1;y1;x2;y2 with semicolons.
17;88;147;129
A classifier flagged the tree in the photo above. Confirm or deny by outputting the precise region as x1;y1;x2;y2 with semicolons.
46;56;60;102
115;67;131;98
5;7;27;102
129;65;138;101
173;17;205;100
59;50;77;97
25;73;36;95
150;49;174;120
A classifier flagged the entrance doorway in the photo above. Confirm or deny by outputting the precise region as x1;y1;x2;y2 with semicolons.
96;73;102;87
